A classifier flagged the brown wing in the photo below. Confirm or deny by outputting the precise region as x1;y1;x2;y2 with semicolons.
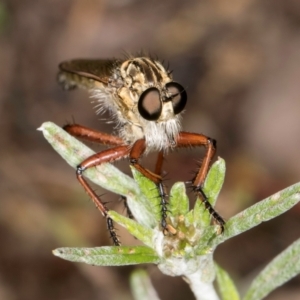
57;59;120;90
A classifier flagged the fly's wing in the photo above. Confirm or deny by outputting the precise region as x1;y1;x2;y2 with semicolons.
58;59;119;90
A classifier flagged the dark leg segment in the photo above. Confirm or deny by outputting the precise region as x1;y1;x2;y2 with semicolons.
120;195;134;219
176;132;225;231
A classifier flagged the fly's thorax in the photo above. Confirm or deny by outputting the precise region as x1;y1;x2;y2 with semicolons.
117;117;182;152
140;116;182;152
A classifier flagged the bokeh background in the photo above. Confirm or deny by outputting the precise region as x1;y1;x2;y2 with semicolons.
1;0;300;299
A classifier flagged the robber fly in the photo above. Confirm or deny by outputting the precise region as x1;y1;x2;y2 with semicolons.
57;56;225;245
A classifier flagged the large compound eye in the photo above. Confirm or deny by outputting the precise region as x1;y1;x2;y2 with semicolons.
138;87;162;121
165;82;187;115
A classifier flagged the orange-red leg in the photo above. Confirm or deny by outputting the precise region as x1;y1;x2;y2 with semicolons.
64;123;124;146
154;150;165;176
64;124;129;245
176;132;225;231
64;124;224;242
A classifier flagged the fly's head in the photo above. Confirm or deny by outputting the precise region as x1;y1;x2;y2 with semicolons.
58;56;187;151
113;57;187;151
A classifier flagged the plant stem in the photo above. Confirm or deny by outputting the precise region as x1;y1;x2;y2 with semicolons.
185;271;220;300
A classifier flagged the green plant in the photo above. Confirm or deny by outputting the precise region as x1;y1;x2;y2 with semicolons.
39;122;300;300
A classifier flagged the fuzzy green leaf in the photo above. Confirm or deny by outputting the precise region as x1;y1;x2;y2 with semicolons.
108;210;155;248
169;182;189;216
187;158;226;228
203;157;226;206
130;166;161;224
53;246;160;266
130;269;161;300
243;238;300;300
195;226;220;255
190;196;211;228
211;183;300;248
215;264;240;300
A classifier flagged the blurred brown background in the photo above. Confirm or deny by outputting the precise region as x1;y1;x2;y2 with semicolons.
1;0;300;299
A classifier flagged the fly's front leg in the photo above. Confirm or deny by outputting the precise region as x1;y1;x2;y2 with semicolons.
63;124;131;244
176;132;225;232
66;124;134;220
76;145;130;246
130;140;169;233
63;123;124;146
